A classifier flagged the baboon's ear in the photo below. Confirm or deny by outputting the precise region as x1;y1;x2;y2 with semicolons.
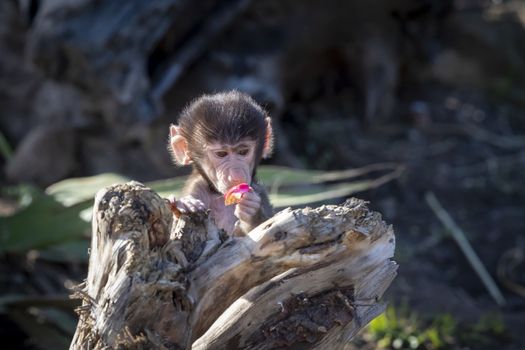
169;125;192;165
262;117;274;159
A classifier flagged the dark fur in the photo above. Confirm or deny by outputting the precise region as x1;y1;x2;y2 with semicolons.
178;91;268;168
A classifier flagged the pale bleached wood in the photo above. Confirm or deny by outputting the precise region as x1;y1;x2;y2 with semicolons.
70;181;397;349
192;215;397;349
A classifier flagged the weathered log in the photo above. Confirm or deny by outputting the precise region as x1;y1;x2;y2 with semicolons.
70;181;397;349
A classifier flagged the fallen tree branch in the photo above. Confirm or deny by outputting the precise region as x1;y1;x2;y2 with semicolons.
70;181;397;349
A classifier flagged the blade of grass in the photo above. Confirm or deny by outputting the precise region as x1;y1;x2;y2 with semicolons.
46;173;130;207
425;191;506;306
0;190;90;254
271;165;403;208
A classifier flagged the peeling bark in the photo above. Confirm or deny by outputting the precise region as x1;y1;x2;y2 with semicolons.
70;181;397;349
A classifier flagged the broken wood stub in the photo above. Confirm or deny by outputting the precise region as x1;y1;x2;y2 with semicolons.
70;181;397;349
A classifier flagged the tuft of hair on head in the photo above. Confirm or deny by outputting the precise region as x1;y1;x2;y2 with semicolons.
178;90;270;161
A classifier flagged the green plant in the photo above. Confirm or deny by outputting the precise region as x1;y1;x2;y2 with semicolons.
366;306;511;350
367;306;456;349
459;312;508;346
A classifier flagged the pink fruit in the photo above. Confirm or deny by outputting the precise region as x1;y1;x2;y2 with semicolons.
224;183;252;206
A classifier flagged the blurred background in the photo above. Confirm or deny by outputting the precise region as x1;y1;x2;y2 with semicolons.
1;0;525;349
